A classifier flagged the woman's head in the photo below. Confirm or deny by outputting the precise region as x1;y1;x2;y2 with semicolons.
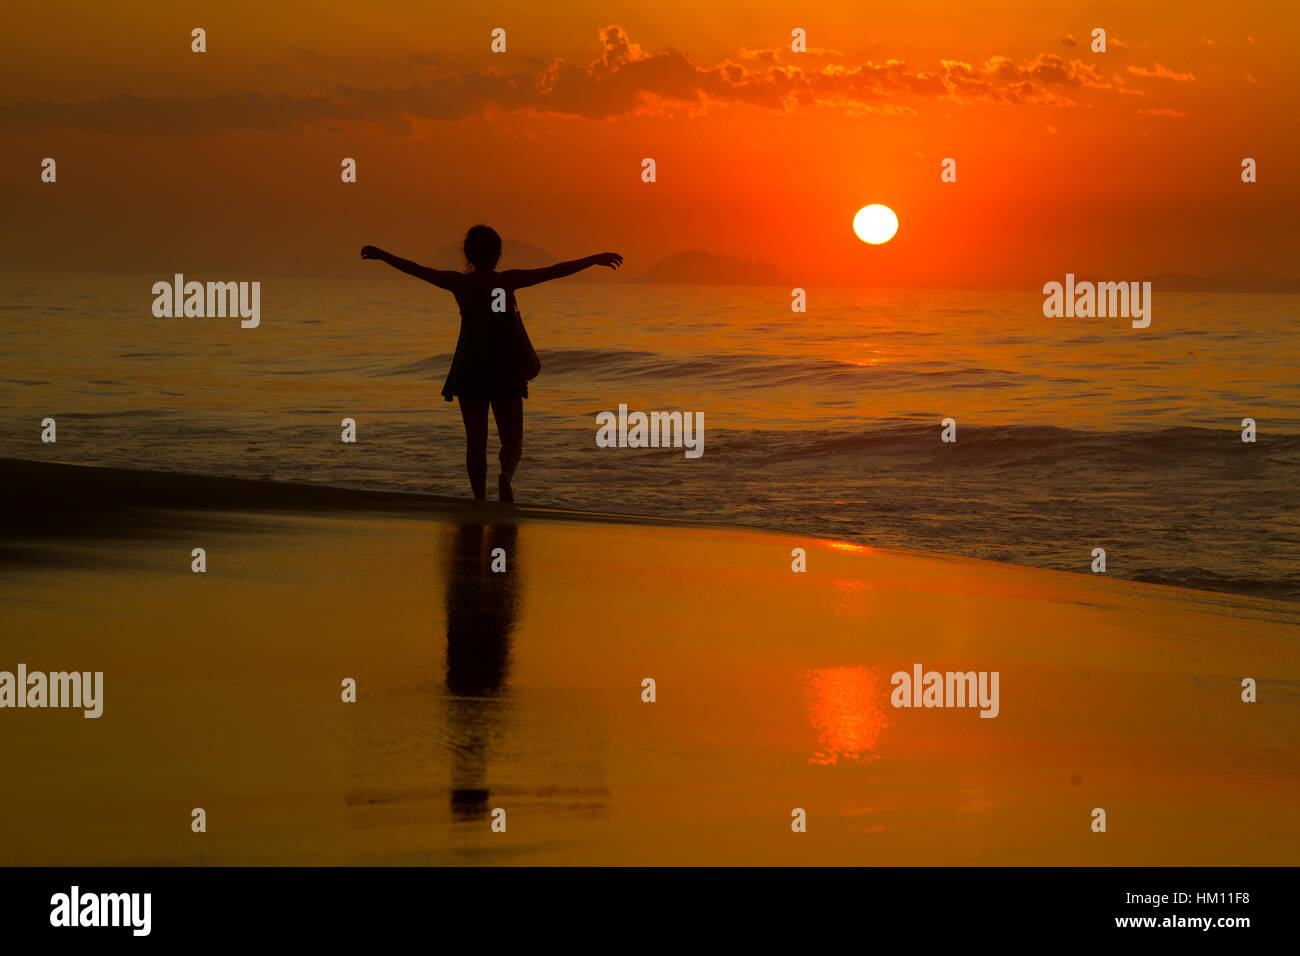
463;225;502;272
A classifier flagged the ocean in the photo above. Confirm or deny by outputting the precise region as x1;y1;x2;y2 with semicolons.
3;272;1297;600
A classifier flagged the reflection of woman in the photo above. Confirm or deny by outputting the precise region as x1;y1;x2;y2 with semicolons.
361;226;622;502
443;522;522;820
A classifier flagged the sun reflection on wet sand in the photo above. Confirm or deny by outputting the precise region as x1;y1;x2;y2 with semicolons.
803;665;891;765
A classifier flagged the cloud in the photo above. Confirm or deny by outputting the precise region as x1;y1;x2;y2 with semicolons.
0;26;1152;134
1061;35;1077;47
1138;107;1186;117
1126;62;1196;82
1111;73;1146;96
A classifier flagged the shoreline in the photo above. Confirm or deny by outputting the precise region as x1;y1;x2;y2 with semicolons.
4;455;1295;615
0;456;696;531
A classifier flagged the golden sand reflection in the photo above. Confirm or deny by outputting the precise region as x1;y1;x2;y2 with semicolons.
803;665;891;765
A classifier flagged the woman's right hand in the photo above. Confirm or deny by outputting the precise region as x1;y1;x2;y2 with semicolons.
360;245;383;260
590;252;624;269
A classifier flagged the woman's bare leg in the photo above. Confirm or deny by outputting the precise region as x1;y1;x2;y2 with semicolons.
457;397;490;500
491;398;523;502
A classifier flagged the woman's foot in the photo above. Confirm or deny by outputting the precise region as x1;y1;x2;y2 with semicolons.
498;474;514;503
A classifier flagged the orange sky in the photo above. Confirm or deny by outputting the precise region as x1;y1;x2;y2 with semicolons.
1;0;1296;286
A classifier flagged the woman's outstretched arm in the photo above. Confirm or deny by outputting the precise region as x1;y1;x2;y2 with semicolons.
360;245;462;291
502;253;623;290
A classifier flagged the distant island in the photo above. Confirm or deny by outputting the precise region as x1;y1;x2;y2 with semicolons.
422;245;1296;292
637;249;787;285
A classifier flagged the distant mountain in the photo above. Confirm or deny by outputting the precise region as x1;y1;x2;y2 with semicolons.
638;250;787;286
1142;269;1300;293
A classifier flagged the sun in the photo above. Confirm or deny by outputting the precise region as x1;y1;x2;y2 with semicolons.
853;204;899;244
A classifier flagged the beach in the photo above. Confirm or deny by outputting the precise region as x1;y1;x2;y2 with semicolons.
2;458;1296;866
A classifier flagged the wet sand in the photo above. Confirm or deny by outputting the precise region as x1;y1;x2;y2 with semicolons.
1;459;1296;865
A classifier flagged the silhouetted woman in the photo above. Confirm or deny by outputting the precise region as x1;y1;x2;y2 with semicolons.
362;227;622;501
